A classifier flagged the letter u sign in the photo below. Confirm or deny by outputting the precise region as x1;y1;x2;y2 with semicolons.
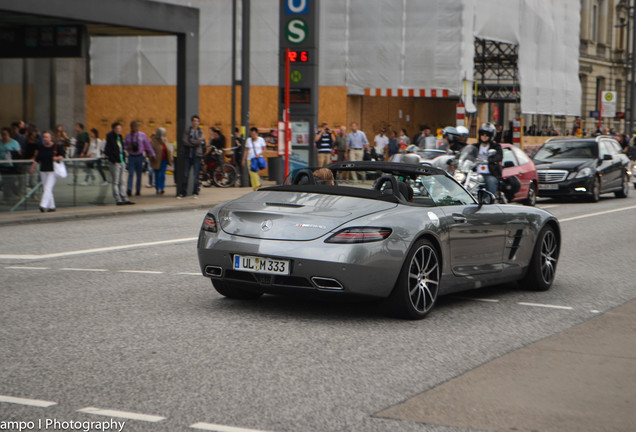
286;0;308;15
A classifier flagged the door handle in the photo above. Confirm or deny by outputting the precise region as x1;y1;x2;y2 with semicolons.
452;213;467;223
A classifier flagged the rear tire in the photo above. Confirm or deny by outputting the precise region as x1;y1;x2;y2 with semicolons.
386;239;440;319
524;183;537;206
519;225;559;291
212;280;263;299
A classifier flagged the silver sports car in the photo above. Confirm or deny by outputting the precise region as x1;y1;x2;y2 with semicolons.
197;161;560;319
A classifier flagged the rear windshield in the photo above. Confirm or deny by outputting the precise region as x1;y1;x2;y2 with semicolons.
534;141;598;161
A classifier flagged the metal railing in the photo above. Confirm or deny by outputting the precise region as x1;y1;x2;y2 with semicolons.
0;157;116;213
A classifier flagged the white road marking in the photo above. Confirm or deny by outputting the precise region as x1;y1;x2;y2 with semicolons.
77;407;166;423
538;204;560;209
61;268;108;272
560;204;636;223
5;266;49;270
176;272;202;276
0;237;197;260
517;302;574;310
118;270;164;275
190;423;274;432
453;296;500;303
0;395;57;407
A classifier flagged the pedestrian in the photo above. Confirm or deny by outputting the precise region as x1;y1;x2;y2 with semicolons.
53;125;71;155
124;120;155;197
1;127;22;201
373;127;389;161
81;128;108;186
242;127;267;190
387;130;400;161
179;115;205;198
74;123;90;158
150;127;173;195
29;131;65;212
315;122;334;167
398;128;410;148
334;125;348;162
104;122;134;206
346;122;369;181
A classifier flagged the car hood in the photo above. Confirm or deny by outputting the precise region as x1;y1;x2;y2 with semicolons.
218;190;397;241
534;159;594;171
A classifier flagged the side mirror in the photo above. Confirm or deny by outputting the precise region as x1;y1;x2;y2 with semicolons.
488;148;497;156
602;154;613;161
503;161;515;168
477;188;496;207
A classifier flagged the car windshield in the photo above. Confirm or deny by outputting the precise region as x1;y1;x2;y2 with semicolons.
285;166;475;207
416;150;446;160
534;141;598;161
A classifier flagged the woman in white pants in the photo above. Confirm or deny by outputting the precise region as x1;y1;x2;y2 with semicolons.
29;131;65;212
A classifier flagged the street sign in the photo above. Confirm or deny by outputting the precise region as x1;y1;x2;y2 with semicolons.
279;0;319;168
601;91;616;118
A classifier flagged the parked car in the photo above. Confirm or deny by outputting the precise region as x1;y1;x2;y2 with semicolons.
197;161;561;320
532;136;630;201
501;144;539;205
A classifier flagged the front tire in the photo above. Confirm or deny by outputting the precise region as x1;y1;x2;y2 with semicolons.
212;280;263;299
589;177;601;202
386;239;440;319
520;225;559;291
615;173;629;198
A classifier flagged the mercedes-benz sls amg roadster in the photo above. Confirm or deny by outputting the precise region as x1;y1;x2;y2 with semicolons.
197;161;560;319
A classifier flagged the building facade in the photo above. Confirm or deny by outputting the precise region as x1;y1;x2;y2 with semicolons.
579;0;630;134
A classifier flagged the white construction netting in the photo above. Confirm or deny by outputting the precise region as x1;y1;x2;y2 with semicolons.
89;0;581;116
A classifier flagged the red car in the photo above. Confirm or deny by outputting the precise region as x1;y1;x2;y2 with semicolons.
501;143;538;206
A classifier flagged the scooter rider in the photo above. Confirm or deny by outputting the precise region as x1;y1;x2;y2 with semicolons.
471;122;503;196
438;126;461;151
450;125;470;152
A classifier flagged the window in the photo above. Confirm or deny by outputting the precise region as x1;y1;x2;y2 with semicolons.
512;146;531;165
503;147;518;167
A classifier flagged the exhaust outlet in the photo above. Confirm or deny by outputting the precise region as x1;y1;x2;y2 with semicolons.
204;266;223;278
311;277;344;291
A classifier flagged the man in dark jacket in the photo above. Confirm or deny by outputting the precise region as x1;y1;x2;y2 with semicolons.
179;115;206;198
104;122;134;205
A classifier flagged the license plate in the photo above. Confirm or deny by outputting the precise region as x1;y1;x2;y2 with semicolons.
233;255;290;275
539;183;559;190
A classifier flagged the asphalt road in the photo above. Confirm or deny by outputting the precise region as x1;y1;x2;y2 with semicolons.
1;193;635;432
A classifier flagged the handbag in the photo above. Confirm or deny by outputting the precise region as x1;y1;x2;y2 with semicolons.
53;161;68;178
53;160;68;178
250;155;267;173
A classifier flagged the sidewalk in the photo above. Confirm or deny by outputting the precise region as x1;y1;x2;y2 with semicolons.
0;182;258;226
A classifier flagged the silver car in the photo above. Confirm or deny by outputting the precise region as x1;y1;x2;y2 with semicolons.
197;161;560;319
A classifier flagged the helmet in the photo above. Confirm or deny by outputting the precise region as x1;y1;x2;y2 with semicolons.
442;126;459;143
478;122;496;139
456;126;469;137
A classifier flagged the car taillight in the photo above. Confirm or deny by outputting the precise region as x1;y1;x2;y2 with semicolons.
202;213;218;233
325;227;392;244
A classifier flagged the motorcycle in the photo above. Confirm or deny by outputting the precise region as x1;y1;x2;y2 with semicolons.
452;146;518;203
199;146;239;188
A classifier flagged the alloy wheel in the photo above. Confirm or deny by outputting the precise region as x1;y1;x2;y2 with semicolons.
407;245;440;314
540;230;558;284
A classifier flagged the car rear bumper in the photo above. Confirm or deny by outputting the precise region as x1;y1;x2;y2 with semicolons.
197;231;405;298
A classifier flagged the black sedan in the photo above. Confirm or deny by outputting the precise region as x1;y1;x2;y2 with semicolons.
532;136;630;201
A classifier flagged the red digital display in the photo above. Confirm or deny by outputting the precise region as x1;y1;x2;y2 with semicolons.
287;50;309;63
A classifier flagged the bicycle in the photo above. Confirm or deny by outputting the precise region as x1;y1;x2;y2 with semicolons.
199;146;240;188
